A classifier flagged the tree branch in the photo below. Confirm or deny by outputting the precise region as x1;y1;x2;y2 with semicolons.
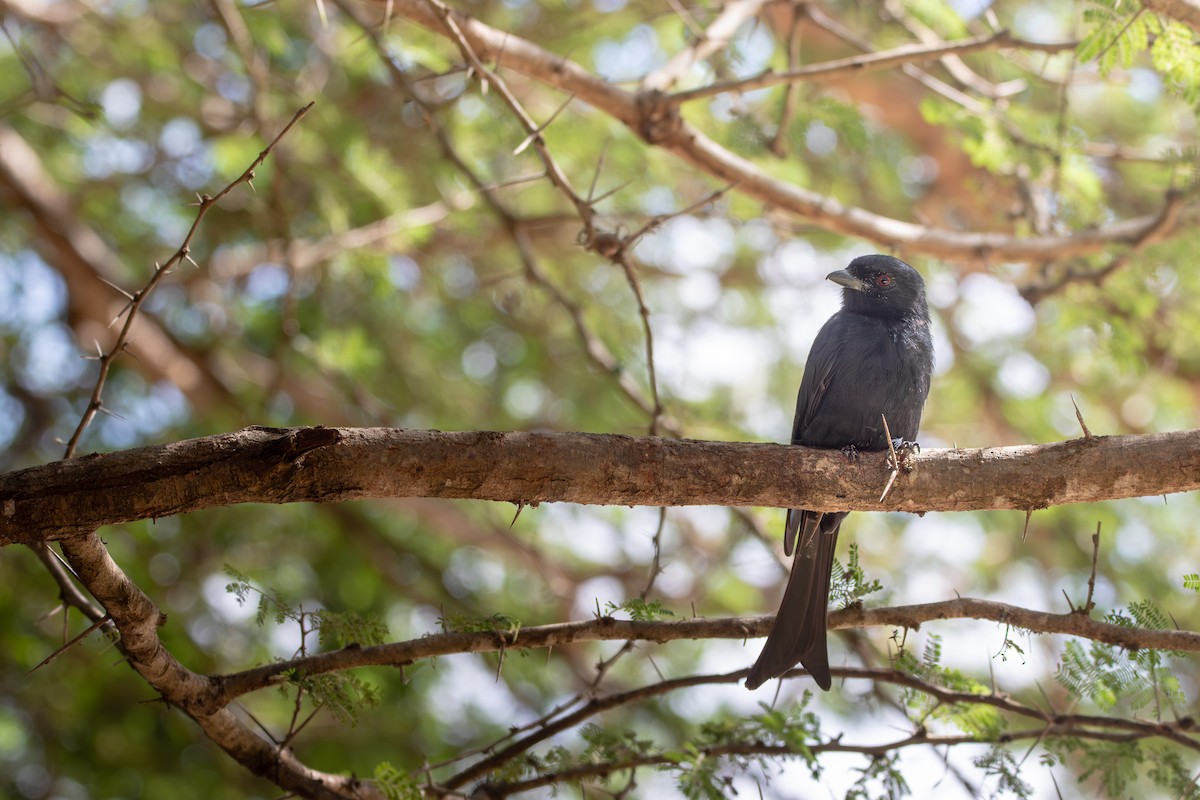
57;531;380;799
4;425;1200;545
641;0;768;92
668;30;1075;104
204;595;1200;712
375;0;1191;263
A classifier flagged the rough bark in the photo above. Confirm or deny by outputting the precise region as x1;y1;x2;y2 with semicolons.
3;425;1199;546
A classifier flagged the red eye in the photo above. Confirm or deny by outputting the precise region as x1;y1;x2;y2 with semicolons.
876;273;892;287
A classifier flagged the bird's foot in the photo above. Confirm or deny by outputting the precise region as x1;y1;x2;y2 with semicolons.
840;444;860;461
889;438;920;472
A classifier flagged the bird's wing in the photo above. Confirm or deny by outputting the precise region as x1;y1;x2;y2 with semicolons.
790;313;845;445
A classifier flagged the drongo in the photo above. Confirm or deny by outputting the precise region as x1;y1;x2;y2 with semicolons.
746;254;934;691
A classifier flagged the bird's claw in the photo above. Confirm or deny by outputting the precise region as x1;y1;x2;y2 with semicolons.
889;438;920;471
840;444;860;461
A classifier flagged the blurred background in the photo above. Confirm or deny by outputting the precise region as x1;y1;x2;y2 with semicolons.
1;0;1198;797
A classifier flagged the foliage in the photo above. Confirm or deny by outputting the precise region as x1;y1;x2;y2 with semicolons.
1055;602;1186;715
603;598;676;621
1;0;1199;798
374;762;425;800
830;542;884;609
844;752;911;800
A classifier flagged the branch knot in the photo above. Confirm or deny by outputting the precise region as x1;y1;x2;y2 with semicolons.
635;90;683;145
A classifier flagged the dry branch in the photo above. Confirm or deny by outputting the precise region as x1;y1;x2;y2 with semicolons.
4;425;1200;545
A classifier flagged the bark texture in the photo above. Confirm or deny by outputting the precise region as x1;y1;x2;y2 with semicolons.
3;425;1199;545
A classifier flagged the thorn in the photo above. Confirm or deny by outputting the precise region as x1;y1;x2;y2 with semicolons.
512;131;540;156
108;301;134;328
881;414;897;468
97;404;127;421
27;614;112;674
1022;509;1032;542
589;178;634;205
879;413;899;502
587;138;610;203
513;95;574;156
879;468;899;503
1070;394;1092;439
509;501;525;528
1061;588;1075;613
97;275;134;299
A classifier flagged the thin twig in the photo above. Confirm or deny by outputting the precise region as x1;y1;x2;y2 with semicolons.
668;29;1049;104
26;613;112;673
1084;522;1101;615
62;101;314;458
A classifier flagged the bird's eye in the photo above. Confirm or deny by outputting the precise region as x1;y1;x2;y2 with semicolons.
875;274;892;287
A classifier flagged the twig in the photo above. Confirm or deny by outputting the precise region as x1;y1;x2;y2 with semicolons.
1084;522;1101;615
668;30;1054;104
422;0;594;226
206;591;1200;709
641;0;769;93
62;101;314;458
1021;191;1187;303
472;665;1200;795
881;0;1028;99
770;13;804;158
614;252;664;434
381;0;1192;263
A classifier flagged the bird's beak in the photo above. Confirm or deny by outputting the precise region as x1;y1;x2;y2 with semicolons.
826;269;867;292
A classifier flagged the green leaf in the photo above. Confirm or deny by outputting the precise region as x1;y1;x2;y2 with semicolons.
374;761;423;800
603;598;675;621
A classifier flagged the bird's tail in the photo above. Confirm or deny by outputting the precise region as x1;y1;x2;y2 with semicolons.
745;510;844;690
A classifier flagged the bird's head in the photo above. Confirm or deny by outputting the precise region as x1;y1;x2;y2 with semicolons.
827;254;927;319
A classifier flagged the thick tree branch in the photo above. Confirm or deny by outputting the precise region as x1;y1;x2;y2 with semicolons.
4;426;1200;545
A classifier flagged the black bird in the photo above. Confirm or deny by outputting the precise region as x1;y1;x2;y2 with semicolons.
745;254;934;691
